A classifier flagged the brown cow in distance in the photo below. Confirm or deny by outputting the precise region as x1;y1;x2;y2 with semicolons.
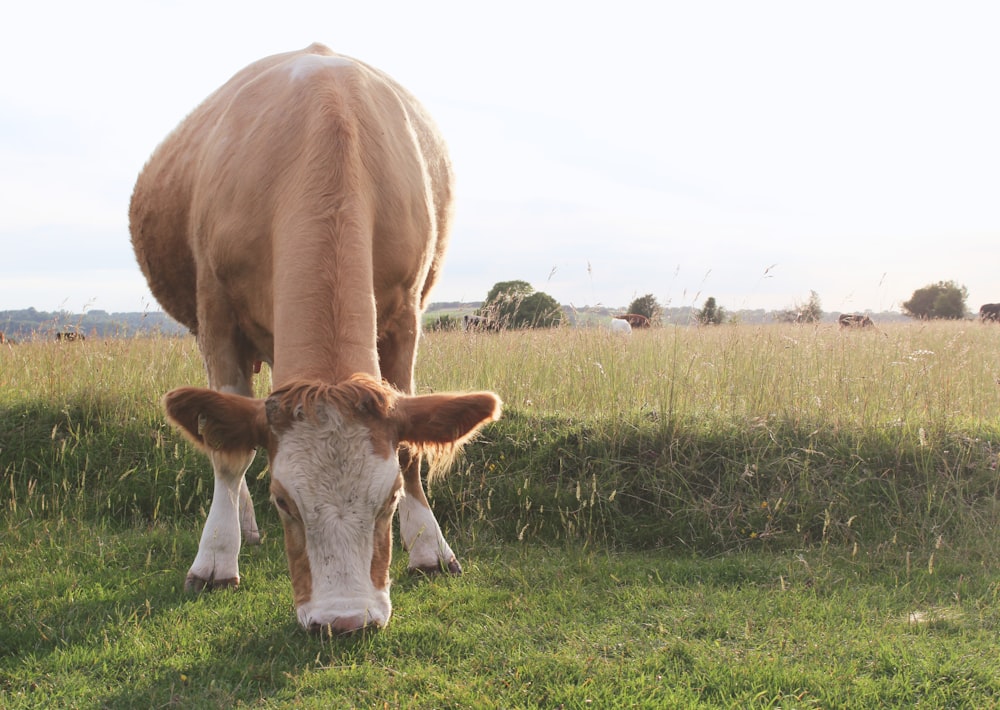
129;44;502;635
56;332;85;341
979;303;1000;322
463;314;493;331
838;314;874;328
615;313;650;328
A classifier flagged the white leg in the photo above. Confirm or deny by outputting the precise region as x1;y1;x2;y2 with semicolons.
188;296;263;587
399;489;460;574
378;326;460;573
186;449;256;590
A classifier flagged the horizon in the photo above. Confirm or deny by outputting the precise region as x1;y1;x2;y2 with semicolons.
0;300;920;318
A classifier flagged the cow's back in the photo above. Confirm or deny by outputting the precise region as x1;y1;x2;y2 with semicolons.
129;44;453;352
129;50;295;331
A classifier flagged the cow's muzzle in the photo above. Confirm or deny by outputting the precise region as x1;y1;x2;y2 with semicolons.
307;613;384;636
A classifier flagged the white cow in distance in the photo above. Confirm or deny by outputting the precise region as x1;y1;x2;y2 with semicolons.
607;318;632;335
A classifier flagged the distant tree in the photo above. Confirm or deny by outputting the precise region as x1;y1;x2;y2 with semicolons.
774;309;799;324
902;280;968;320
626;294;662;324
479;280;533;328
694;296;726;325
513;291;563;328
798;290;823;323
483;280;534;305
480;280;563;328
0;307;188;340
776;290;822;324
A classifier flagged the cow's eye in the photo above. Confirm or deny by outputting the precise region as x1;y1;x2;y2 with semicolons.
273;495;290;513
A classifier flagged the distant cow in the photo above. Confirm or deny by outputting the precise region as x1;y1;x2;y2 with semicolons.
56;332;85;341
979;303;1000;322
0;332;5;344
129;44;501;634
838;314;873;328
614;313;650;328
463;314;492;331
607;318;632;335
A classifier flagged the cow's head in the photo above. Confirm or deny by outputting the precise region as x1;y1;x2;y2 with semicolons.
162;373;501;633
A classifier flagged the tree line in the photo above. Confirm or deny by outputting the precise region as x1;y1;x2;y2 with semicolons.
427;279;982;331
2;280;980;341
0;308;188;341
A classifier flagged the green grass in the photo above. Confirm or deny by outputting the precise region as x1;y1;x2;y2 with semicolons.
2;521;998;707
2;322;1000;707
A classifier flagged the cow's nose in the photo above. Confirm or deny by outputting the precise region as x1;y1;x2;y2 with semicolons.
308;614;381;636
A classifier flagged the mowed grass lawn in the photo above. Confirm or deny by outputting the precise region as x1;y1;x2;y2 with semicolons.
1;321;999;708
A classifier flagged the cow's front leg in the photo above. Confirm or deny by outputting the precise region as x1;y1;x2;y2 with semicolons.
186;448;257;590
398;449;462;575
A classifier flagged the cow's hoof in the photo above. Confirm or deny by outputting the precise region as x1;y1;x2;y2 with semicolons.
410;557;463;577
185;573;240;592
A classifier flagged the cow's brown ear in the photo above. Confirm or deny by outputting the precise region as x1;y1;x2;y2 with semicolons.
162;387;270;453
394;391;502;447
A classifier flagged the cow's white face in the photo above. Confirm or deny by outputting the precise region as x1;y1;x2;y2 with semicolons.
267;400;402;633
264;382;405;634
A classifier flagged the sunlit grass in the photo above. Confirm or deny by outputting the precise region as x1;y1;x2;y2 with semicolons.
419;321;1000;430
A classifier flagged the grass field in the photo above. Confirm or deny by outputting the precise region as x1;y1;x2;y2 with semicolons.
2;321;999;707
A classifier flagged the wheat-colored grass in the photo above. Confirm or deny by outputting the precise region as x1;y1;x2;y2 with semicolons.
418;321;1000;431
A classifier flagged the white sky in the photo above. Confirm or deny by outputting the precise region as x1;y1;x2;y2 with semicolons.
2;1;998;315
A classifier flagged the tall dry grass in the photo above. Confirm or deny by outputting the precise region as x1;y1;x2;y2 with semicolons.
419;320;1000;432
2;321;998;554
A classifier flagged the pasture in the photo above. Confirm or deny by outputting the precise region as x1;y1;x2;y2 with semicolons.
2;322;999;707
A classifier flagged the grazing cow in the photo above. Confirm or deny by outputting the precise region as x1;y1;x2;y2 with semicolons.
56;332;85;341
129;44;502;634
979;303;1000;322
463;314;491;331
614;313;650;328
838;314;874;328
607;318;632;335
